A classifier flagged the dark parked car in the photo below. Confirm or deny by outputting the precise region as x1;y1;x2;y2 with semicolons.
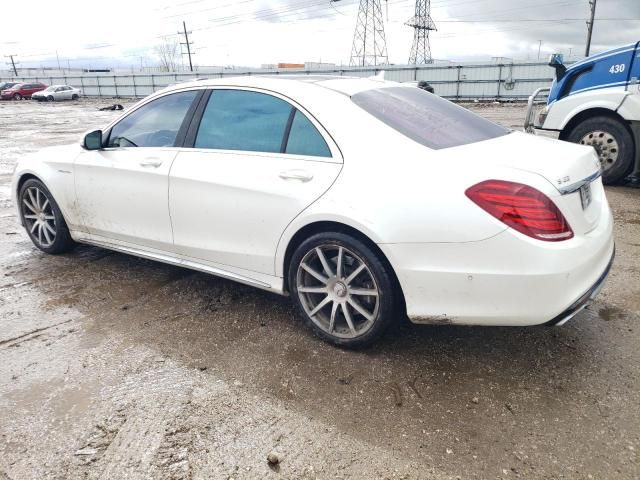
1;82;47;100
0;82;18;92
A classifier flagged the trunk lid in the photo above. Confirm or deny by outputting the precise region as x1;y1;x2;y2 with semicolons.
451;131;604;235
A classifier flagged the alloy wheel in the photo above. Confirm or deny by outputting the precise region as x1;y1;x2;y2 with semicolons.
21;186;57;248
296;244;380;339
580;130;619;171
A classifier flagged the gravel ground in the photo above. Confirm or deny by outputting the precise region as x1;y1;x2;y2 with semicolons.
0;98;638;480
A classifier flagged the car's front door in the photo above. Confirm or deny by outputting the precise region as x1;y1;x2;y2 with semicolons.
74;89;201;251
169;88;342;276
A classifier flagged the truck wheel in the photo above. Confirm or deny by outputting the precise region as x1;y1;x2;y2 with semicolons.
565;116;635;185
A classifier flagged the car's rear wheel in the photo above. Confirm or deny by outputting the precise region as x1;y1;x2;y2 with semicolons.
13;93;22;100
19;178;75;254
288;232;397;348
47;95;54;102
565;116;635;185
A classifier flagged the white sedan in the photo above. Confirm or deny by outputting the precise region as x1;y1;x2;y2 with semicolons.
32;85;81;102
11;76;615;347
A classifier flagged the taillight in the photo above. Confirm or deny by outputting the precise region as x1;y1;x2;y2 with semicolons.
465;180;573;241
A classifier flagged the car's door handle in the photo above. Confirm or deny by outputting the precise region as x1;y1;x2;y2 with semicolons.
279;169;314;182
140;159;163;168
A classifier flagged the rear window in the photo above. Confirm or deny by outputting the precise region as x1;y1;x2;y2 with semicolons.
352;86;509;149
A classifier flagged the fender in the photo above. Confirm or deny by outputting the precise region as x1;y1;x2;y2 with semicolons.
542;88;630;131
274;211;385;279
617;89;640;122
11;145;84;231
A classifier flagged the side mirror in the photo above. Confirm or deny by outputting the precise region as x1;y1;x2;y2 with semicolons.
83;130;103;150
548;53;567;81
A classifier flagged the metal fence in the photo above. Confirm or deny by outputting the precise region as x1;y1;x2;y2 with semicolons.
0;62;555;100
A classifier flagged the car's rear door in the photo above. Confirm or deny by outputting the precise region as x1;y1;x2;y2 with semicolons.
169;88;342;275
74;89;202;251
56;87;67;100
28;84;43;97
21;84;33;97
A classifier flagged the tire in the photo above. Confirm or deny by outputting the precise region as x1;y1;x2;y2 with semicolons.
564;115;635;185
288;232;398;348
19;178;75;254
72;94;79;100
13;93;22;100
47;95;54;102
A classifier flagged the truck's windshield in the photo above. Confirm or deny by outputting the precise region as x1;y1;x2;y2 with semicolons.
352;86;510;150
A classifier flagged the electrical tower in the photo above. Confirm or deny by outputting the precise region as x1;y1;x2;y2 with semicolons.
349;0;389;67
406;0;436;64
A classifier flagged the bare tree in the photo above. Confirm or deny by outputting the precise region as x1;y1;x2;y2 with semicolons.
154;39;180;72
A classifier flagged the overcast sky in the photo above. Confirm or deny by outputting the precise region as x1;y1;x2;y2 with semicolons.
0;0;638;70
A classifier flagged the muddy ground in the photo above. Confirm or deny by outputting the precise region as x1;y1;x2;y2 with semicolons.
0;98;638;480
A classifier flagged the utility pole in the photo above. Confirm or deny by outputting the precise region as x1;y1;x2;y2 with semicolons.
5;54;18;76
179;21;194;72
585;0;597;57
537;40;542;60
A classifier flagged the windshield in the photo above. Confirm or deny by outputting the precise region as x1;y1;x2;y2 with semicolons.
352;86;509;150
43;86;56;92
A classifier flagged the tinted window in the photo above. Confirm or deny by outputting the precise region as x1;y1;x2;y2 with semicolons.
352;87;509;150
285;110;331;157
195;90;292;153
108;90;198;148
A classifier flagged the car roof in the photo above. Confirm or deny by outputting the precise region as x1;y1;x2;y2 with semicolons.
162;74;399;97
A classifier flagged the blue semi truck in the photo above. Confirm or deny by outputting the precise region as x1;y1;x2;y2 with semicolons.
525;41;640;185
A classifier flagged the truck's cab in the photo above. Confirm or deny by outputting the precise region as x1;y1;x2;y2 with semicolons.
525;42;640;185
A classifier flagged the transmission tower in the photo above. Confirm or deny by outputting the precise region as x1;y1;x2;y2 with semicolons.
349;0;389;67
406;0;436;64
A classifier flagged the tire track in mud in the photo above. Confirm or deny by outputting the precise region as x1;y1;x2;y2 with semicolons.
0;319;73;348
69;362;199;480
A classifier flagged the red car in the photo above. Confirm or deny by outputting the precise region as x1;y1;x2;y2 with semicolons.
0;82;47;100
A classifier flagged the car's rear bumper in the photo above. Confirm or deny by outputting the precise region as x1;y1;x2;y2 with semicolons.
380;201;615;326
544;246;614;326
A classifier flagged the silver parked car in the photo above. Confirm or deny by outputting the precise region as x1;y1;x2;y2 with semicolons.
32;85;81;102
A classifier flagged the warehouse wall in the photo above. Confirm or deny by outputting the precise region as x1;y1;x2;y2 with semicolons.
0;62;556;100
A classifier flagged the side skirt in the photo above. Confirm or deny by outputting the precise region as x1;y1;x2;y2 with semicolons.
71;232;285;295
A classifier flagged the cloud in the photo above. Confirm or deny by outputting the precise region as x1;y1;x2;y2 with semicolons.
0;0;637;69
439;0;639;55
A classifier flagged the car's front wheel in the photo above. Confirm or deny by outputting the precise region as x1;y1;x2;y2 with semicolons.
13;93;22;100
72;94;79;100
289;232;398;348
47;95;54;102
19;178;75;254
